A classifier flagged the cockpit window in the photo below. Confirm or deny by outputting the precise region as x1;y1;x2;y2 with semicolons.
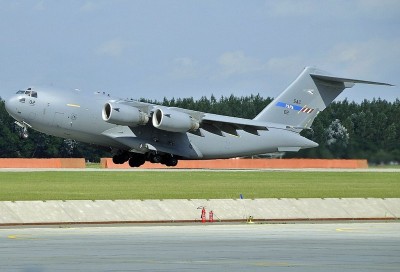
16;90;38;98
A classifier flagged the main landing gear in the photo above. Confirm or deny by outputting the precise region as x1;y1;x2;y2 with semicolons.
112;151;178;168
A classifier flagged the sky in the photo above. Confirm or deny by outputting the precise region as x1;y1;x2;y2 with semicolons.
0;0;399;102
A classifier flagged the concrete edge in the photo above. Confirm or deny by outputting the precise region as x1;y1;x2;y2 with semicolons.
1;218;399;227
0;198;399;226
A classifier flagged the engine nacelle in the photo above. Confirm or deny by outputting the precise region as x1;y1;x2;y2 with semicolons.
152;108;199;133
102;102;149;126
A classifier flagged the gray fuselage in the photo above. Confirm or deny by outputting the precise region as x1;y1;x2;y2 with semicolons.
5;87;317;160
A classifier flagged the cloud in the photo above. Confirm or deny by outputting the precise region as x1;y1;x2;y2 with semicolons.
216;51;266;78
169;57;201;80
325;38;400;77
266;56;306;72
95;38;133;58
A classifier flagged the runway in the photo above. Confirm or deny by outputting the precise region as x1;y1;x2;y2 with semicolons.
1;222;399;271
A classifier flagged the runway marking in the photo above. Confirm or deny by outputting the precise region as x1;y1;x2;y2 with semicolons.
254;261;293;267
7;234;40;240
335;228;367;233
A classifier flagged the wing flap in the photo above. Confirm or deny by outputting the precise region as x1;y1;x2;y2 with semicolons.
200;113;268;136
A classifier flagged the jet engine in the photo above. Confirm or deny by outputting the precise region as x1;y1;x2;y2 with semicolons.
102;102;149;126
152;108;199;133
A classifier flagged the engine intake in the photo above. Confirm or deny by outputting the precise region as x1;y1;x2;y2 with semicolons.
152;108;199;133
102;102;149;126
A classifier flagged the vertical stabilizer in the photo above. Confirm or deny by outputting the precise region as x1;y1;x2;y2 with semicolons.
254;67;392;129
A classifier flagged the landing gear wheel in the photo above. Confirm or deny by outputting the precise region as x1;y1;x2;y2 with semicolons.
150;154;162;164
112;155;123;164
112;152;129;164
19;127;29;139
164;156;178;167
129;153;145;167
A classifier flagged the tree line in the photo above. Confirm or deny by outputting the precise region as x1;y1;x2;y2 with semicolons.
1;95;399;164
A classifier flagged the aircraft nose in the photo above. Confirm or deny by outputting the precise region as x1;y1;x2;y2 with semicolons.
4;97;12;113
4;95;19;118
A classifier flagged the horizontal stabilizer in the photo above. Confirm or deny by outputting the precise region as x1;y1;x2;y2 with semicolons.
310;74;394;87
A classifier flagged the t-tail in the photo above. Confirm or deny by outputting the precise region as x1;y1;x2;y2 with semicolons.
254;66;393;130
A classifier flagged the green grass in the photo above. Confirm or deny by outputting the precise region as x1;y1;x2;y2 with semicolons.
0;171;399;201
85;163;101;169
370;164;400;169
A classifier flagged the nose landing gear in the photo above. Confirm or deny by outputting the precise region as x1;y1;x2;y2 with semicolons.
14;121;30;139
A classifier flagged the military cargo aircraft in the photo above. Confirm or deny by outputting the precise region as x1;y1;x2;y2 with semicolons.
5;67;392;167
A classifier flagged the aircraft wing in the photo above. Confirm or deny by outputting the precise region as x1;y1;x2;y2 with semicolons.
116;100;270;136
198;113;269;136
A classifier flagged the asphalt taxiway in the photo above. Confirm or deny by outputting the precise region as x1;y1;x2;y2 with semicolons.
1;222;399;271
